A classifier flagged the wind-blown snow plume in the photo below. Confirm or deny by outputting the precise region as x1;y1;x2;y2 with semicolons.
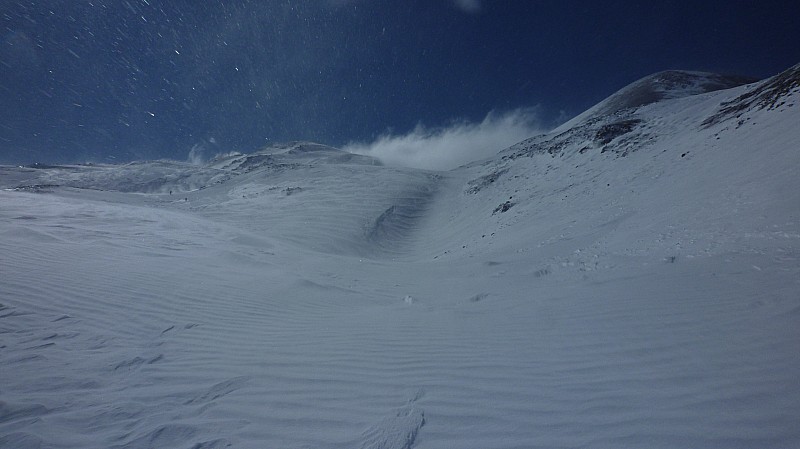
187;144;207;166
187;138;223;166
344;108;545;171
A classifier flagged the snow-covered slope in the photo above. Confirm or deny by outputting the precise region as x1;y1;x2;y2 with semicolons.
1;64;799;449
554;70;756;132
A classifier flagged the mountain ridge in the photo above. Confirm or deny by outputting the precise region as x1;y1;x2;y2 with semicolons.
554;69;757;133
1;62;798;259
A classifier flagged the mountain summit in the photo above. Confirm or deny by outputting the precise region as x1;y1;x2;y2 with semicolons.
555;70;757;132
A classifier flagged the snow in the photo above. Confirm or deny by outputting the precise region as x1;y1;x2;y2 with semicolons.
1;67;799;448
553;70;757;133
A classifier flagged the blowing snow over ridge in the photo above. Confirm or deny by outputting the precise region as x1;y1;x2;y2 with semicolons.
344;108;545;170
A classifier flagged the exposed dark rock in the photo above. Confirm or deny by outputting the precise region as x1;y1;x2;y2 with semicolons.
702;63;800;127
12;184;60;193
595;119;643;145
492;200;514;214
466;168;509;194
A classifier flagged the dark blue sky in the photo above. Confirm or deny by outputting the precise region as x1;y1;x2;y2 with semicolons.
1;0;799;164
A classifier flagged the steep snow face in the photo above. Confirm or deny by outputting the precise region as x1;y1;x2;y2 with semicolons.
437;63;798;262
1;65;799;449
555;70;756;132
702;62;800;127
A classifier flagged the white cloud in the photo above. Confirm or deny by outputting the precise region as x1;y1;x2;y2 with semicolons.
343;107;545;171
453;0;481;14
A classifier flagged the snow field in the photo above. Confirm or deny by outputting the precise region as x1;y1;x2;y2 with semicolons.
2;69;799;448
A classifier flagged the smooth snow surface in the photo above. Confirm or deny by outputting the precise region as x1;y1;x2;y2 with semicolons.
2;67;800;448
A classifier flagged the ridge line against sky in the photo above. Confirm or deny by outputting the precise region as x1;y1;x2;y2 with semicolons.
1;0;799;165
